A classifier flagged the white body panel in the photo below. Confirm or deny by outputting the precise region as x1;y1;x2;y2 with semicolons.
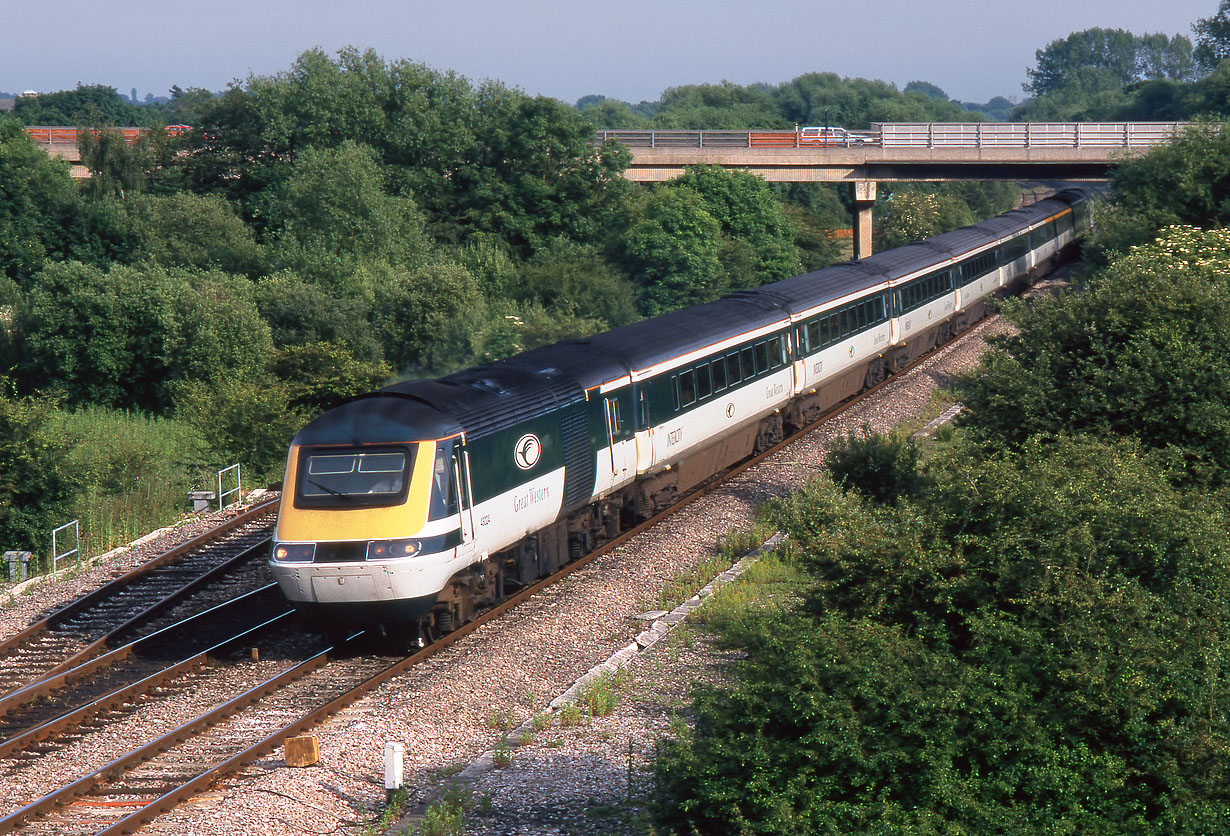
897;293;956;341
795;322;891;394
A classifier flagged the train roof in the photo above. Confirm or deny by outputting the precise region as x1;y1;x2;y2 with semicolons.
295;187;1096;447
579;292;790;374
291;390;461;447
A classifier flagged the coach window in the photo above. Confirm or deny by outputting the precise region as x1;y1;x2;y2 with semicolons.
754;341;769;373
712;358;728;392
696;364;713;399
741;346;756;379
726;352;742;385
678;370;697;407
771;336;786;368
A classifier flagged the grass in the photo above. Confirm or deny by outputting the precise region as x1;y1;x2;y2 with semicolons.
650;521;776;612
575;666;631;718
486;708;517;731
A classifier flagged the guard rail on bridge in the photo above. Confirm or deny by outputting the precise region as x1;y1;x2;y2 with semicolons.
593;122;1197;150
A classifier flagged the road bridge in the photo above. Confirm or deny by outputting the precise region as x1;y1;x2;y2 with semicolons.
596;122;1192;257
27;122;1195;259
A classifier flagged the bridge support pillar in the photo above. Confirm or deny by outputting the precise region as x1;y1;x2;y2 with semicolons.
852;181;876;260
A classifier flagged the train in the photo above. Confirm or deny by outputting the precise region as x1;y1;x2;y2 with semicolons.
269;187;1094;640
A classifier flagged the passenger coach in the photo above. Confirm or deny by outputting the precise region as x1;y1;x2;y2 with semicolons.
270;188;1093;640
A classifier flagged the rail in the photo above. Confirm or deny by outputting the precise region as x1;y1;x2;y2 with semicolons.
594;121;1205;149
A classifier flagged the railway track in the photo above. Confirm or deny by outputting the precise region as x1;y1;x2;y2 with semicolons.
0;312;1005;835
0;501;278;702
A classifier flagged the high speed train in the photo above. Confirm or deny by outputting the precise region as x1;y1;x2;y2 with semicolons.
269;188;1093;638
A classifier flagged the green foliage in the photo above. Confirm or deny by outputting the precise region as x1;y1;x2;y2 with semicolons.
508;242;639;329
78;125;154;198
675;166;800;283
575;667;631;718
0;396;83;554
621;187;723;315
1102;122;1230;239
271;341;391;413
122;192;265;275
264;141;430;292
1025;28;1195;98
15;262;273;412
12;85;143;126
170;374;306;479
825;427;924;505
368;260;487;376
1194;0;1230;72
254;272;381;361
959;226;1230;485
0;115;79;284
877;187;976;248
447;85;631;255
656;436;1230;835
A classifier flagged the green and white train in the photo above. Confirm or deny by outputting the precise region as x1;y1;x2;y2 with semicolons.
269;188;1094;638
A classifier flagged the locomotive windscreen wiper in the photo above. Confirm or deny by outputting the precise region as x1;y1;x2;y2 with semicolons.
308;479;353;501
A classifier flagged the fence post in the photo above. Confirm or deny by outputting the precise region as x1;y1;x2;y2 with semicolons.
51;520;80;578
217;464;242;510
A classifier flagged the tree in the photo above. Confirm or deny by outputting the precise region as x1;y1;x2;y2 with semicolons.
0;396;83;554
11;85;142;126
877;187;975;248
675;165;800;284
369;261;488;375
1024;28;1195;97
1100;119;1230;237
1194;0;1230;72
122;192;265;276
446;84;631;256
620;187;724;316
264;140;430;292
16;262;273;412
0;115;79;285
508;242;639;329
655;435;1230;834
959;226;1230;486
904;80;948;100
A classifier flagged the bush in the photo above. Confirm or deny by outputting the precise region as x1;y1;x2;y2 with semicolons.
825;426;924;504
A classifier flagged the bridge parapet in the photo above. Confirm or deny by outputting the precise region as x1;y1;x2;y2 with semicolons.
595;122;1207;151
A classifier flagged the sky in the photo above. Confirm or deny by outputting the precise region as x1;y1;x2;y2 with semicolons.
0;0;1219;107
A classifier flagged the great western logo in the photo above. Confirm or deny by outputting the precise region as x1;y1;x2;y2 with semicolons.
514;433;541;470
513;485;550;512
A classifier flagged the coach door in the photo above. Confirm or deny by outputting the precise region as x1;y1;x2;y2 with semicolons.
452;442;476;545
604;395;631;486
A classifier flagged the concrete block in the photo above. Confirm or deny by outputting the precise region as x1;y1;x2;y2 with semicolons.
285;735;320;767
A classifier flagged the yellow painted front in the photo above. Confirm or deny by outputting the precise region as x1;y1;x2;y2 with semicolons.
275;442;436;541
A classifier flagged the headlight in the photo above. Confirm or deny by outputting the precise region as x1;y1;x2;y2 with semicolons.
367;539;422;560
273;542;315;563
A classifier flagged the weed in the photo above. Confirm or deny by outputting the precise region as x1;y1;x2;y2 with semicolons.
531;710;552;731
364;787;407;835
416;794;464;836
576;666;631;718
487;708;516;731
517;728;534;746
558;703;585;727
492;739;514;768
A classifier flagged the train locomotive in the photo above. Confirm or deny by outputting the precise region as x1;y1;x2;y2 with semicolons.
270;188;1094;639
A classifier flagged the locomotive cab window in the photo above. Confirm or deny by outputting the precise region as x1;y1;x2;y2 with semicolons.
296;446;414;508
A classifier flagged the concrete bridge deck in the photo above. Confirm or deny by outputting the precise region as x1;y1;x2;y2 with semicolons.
595;122;1193;183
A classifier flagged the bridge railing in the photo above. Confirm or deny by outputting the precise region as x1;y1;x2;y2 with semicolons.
595;122;1206;150
872;122;1187;147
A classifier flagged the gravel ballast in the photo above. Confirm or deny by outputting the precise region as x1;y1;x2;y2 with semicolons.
1;315;1016;836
